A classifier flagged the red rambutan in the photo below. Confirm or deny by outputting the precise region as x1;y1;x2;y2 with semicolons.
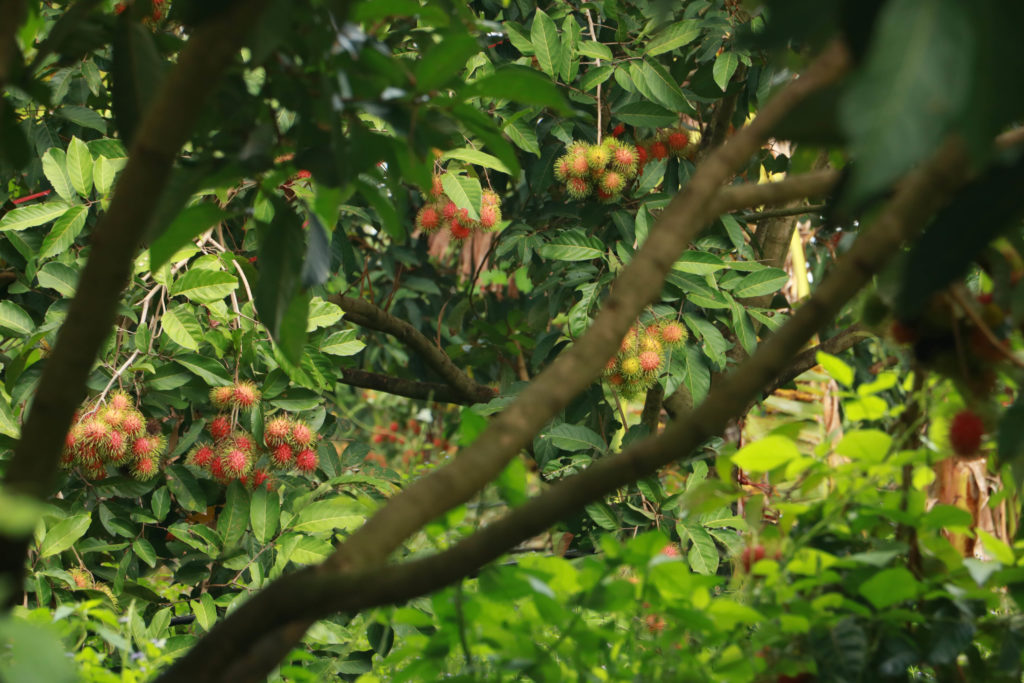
233;381;260;408
950;410;985;456
295;448;318;474
209;416;232;441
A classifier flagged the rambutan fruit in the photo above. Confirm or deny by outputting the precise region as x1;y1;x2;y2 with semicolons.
949;410;985;456
596;187;617;203
566;141;589;158
479;203;501;230
608;372;625;386
604;356;619;374
649;141;668;160
222;447;251;478
568;152;590;178
271;443;294;468
639;335;662;354
659;321;687;345
131;455;160;481
83;463;107;480
554;155;572;182
612;123;626;137
101;429;128;461
210;386;234;409
209;455;227;481
599;170;626;195
264;417;292;447
100;407;125;429
233;381;261;408
638;350;663;373
295;448;319;474
430;174;445;199
620;356;643;377
610;144;639;177
209;415;232;441
565;177;592;199
450;219;471;240
666;129;689;154
231;432;255;454
620;327;639;353
482;190;500;207
79;418;109;447
442;200;458;220
131;435;164;460
250;469;270;488
416;204;443;232
636;145;649;167
586;144;610;170
187;444;216;469
108;391;133;411
120;410;145;438
291;421;314;448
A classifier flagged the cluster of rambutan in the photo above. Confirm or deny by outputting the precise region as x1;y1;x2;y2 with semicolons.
632;127;692;174
554;138;641;202
603;318;689;399
186;382;320;487
61;391;165;481
415;173;503;240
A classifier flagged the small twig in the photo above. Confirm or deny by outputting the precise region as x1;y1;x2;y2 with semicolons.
738;203;827;222
95;351;141;405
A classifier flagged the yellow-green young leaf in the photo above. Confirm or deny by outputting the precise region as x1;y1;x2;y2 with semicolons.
0;201;70;232
306;297;344;331
440;173;482;220
38;205;88;260
289;535;333;565
66;136;94;198
530;8;560;78
36;262;78;297
290;497;366;534
978;529;1015;564
249;486;280;545
731;435;800;472
320;330;366;357
190;593;217;631
713;51;740;91
646;20;701;56
816;351;854;387
94;155;127;196
160;305;202;350
836;430;892;463
40;513;92;557
859;567;920;608
0;300;34;335
441;147;512;175
0;389;19;438
169;269;238;304
41;147;76;201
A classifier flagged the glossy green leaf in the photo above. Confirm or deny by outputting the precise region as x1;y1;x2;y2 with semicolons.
38;205;88;260
730;268;789;298
0;301;34;336
712;51;739;91
441;147;512;175
165;465;207;513
530;9;561;79
65;137;93;198
93;155;127;197
41;148;75;201
160;305;202;350
732;435;800;472
0;201;70;232
133;538;157;568
464;66;570;115
217;482;250;550
646;20;701;56
36;262;78;297
612;101;677;129
290;497;366;534
40;513;91;558
415;31;478;92
538;230;604;261
169;269;238;304
440;173;482;221
678;521;719;575
173;354;232;386
543;423;606;453
250;486;280;545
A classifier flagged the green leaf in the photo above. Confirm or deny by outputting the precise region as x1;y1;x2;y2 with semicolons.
277;292;309;365
679;343;710;405
65;137;93;198
678;521;719;575
543;423;606;453
816;351;854;387
838;0;972;207
859;567;920;609
36;262;78;297
538;230;604;261
165;465;207;513
440;174;482;221
646;20;701;56
0;301;34;335
151;487;170;521
642;59;692;114
321;330;366;357
612;101;677;129
712;51;739;91
730;268;789;298
290;497;366;534
441;147;512;175
836;430;892;463
0;201;70;232
415;31;478;92
673;251;725;275
133;538;157;568
38;205;88;260
503;117;540;156
306;297;344;331
731;435;800;472
173;354;232;386
578;40;612;60
191;593;217;632
41;148;75;201
584;501;619;531
93;155;128;197
465;65;570;115
530;9;561;79
579;65;613;92
40;513;91;558
217;482;250;550
160;305;202;351
150;204;228;271
355;178;403;242
250;486;280;545
289;535;333;565
56;105;106;133
169;269;238;304
0;391;20;438
729;302;757;356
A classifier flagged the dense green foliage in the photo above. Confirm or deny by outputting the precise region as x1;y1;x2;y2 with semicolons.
3;0;1024;681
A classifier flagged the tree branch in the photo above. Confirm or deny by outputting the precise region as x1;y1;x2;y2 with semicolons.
0;0;270;602
339;367;493;405
760;324;872;397
157;135;971;683
739;203;827;222
330;294;495;404
158;41;852;683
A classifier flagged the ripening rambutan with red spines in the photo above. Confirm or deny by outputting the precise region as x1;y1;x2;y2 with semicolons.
442;200;458;220
554;155;572;182
612;123;626;137
608;372;625;386
605;356;619;374
430;174;445;199
638;350;663;373
950;410;985;456
291;421;314;448
79;418;109;446
108;391;132;411
479;203;501;230
222;448;251;478
567;152;590;178
610;144;639;177
188;444;216;469
250;469;270;488
120;410;145;438
649;141;668;160
233;381;261;408
209;455;227;481
482;189;500;207
210;386;234;409
599;170;626;196
636;145;649;167
565;176;592;199
666;129;689;154
264;417;292;447
101;429;128;461
271;443;294;468
449;219;471;240
295;448;319;474
131;435;164;460
132;455;160;480
231;432;256;454
209;415;232;441
416;204;442;232
100;407;125;429
660;321;687;345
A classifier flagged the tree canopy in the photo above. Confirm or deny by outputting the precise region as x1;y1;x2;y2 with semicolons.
2;0;1024;681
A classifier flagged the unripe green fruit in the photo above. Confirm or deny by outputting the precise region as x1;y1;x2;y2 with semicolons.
586;145;610;171
620;356;642;377
566;177;592;199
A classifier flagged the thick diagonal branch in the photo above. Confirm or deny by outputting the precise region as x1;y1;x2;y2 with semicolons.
330;295;495;404
0;0;269;598
340;367;491;405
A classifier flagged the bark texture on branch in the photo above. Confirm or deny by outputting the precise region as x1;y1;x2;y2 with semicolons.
339;368;492;405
